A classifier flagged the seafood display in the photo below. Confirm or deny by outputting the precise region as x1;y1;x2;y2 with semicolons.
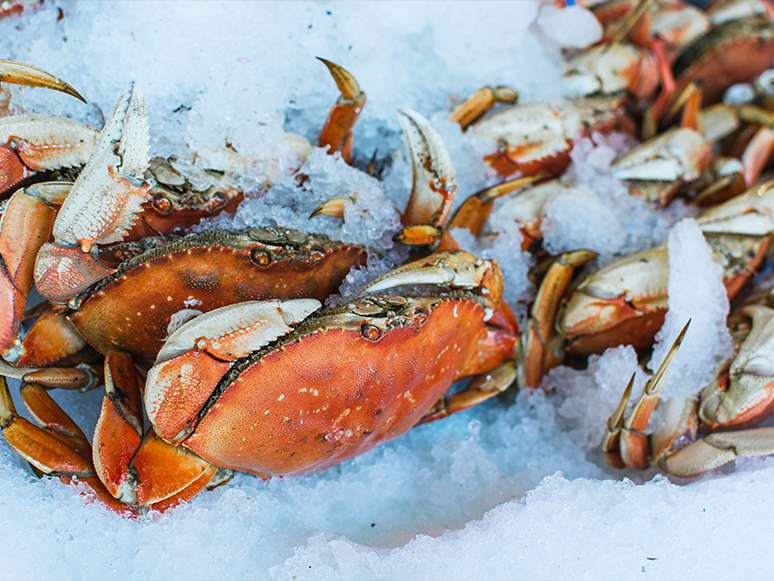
3;0;774;521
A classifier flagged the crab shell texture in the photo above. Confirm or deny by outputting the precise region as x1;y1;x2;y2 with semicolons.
123;157;246;241
145;293;518;477
672;16;774;105
68;227;366;366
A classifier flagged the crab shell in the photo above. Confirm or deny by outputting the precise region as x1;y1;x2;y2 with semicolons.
68;227;366;367
144;293;517;478
672;16;774;106
121;157;246;241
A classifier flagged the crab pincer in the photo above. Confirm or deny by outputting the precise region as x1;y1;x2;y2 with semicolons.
317;58;366;164
34;80;151;302
0;61;94;198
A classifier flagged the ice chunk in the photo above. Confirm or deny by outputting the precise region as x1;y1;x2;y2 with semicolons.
649;218;734;401
537;4;603;49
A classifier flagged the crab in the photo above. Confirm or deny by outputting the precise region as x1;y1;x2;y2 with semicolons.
0;61;371;381
603;300;774;476
671;16;774;108
0;249;519;513
556;180;774;359
452;94;627;178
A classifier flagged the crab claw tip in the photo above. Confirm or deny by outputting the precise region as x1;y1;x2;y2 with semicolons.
316;57;361;100
310;196;352;219
0;60;86;103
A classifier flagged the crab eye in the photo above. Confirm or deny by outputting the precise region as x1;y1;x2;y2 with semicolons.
412;308;429;329
8;138;20;150
208;191;227;211
360;323;382;341
152;193;173;214
251;249;272;266
309;245;326;264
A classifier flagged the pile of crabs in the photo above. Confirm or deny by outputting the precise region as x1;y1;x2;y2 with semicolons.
2;0;774;517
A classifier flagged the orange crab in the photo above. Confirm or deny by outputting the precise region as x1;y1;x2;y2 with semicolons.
0;60;369;379
0;249;519;514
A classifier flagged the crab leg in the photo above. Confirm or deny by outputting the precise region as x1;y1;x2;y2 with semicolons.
602;373;636;470
0;375;135;515
449;86;518;130
0;359;100;391
317;58;366;164
34;81;151;304
659;427;774;477
0;183;71;356
93;351;221;510
447;174;544;237
518;250;596;389
419;361;517;425
612;321;690;470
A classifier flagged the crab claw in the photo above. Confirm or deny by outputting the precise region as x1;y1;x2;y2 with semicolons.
52;81;151;252
699;305;774;429
317;58;366;163
398;109;457;228
363;250;503;319
145;299;321;445
610;127;711;205
617;320;691;470
0;60;86;103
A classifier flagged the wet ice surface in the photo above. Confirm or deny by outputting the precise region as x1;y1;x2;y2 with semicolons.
2;1;774;580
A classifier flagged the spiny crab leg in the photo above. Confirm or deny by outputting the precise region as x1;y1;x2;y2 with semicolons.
397;109;458;229
607;320;691;470
34;81;151;304
317;58;366;164
0;60;86;102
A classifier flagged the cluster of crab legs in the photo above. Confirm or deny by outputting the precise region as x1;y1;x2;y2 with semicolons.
4;0;774;516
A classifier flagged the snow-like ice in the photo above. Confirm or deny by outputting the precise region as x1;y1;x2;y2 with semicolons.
1;2;773;580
